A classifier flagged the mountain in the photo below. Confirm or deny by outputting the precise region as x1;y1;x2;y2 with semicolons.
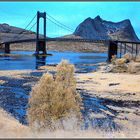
0;23;36;42
0;16;139;43
74;15;139;41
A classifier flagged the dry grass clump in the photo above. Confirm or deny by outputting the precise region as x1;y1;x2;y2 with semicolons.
110;56;128;73
109;53;140;73
127;62;140;74
28;60;82;131
123;53;132;62
111;53;133;66
114;58;127;66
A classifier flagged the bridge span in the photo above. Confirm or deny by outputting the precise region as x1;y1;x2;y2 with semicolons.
0;11;140;62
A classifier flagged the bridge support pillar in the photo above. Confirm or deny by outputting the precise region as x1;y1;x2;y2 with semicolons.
35;55;46;69
5;43;10;54
36;11;46;56
108;41;118;62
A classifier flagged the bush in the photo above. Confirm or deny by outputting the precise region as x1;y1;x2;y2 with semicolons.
114;58;127;66
123;53;132;62
28;60;82;131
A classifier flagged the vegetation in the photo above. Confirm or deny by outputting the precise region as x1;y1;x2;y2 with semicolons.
28;60;82;131
110;53;140;73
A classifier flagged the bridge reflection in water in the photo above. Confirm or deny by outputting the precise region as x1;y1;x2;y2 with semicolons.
35;55;46;69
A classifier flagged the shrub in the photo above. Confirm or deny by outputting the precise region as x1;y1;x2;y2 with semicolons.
123;53;132;62
114;58;127;66
28;60;82;131
110;56;128;73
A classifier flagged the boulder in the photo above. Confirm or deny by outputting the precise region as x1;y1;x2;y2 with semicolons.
104;64;114;73
128;62;140;74
110;64;128;73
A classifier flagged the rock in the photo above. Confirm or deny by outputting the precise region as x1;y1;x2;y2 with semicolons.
104;64;114;73
109;83;120;86
128;62;140;74
110;64;128;73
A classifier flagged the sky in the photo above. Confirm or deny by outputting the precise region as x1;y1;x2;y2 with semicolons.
0;1;140;38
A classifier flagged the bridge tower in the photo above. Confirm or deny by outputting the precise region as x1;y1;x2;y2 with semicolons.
108;41;118;62
36;11;46;55
5;43;10;54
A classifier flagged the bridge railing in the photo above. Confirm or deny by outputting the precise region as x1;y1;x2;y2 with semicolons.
117;41;140;59
108;40;140;62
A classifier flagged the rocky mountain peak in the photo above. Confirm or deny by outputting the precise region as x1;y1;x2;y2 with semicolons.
94;15;103;22
74;16;139;41
84;17;93;22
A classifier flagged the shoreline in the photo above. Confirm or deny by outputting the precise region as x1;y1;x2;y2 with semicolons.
0;63;140;137
0;48;107;53
0;63;140;102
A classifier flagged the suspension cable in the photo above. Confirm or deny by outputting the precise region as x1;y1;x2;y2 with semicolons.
8;14;37;41
46;16;73;33
46;13;74;32
23;14;37;30
16;21;37;40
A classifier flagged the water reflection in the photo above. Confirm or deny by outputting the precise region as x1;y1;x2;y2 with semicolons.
0;51;107;72
35;55;46;69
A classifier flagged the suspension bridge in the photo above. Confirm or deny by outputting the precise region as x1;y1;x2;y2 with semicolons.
0;11;140;61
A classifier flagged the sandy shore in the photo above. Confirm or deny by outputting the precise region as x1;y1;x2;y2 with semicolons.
76;68;140;138
1;67;139;102
76;71;140;101
0;66;140;138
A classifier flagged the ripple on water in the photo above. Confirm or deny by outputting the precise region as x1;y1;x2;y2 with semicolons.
0;50;107;72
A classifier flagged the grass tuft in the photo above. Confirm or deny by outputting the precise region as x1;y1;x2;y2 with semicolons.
28;60;82;131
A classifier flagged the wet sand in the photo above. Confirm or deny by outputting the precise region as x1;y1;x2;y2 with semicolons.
0;66;140;138
76;67;140;138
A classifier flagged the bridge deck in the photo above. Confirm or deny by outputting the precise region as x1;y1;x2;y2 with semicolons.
1;38;140;45
0;38;109;45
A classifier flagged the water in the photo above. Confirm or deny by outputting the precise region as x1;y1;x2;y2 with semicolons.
0;50;119;131
0;50;107;72
81;93;120;131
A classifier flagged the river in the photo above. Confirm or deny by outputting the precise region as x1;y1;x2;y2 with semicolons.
0;50;120;132
0;50;107;72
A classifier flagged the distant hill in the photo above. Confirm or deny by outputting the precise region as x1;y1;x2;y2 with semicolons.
74;15;140;41
0;23;36;42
